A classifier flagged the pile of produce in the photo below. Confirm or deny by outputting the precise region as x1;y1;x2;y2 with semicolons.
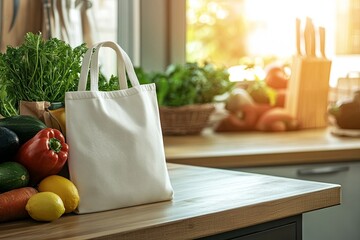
215;64;300;132
0;115;79;222
246;65;289;108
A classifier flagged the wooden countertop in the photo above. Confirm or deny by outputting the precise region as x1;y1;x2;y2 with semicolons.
164;128;360;168
0;164;340;240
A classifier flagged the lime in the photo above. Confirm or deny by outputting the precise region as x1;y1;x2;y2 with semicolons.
26;192;65;221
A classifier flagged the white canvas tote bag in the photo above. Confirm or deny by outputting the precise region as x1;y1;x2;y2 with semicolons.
65;41;174;214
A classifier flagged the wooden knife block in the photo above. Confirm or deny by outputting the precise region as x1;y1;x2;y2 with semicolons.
286;56;332;129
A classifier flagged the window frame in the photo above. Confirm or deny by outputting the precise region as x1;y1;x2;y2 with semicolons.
129;0;360;71
122;0;186;71
118;0;141;66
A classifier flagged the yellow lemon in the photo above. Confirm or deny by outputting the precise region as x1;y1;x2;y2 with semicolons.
26;192;65;221
38;175;80;213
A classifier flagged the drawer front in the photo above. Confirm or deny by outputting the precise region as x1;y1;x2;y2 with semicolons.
231;223;297;240
198;215;301;240
235;161;360;240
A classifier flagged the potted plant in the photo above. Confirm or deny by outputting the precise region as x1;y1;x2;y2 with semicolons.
138;62;235;135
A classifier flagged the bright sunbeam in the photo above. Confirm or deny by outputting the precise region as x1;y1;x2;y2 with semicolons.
244;0;337;57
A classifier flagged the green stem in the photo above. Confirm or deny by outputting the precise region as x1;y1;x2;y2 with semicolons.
49;138;62;153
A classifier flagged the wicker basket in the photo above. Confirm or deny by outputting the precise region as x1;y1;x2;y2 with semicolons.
159;104;215;135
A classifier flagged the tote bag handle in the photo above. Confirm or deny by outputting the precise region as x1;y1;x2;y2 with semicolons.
78;41;140;91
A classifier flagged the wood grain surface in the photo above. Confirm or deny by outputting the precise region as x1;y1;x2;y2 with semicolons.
0;164;340;240
164;128;360;168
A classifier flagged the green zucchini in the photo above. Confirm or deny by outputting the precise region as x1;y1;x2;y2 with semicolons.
0;162;29;192
0;115;47;145
0;127;19;162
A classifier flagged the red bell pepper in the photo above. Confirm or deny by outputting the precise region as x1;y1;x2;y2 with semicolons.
16;128;69;184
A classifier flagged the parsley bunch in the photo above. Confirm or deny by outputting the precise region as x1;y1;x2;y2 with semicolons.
149;62;234;107
0;32;87;117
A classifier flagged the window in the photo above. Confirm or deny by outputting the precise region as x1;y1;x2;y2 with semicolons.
186;0;337;66
92;0;118;78
137;0;360;86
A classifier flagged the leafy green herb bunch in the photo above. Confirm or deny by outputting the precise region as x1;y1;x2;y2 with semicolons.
0;32;87;117
145;62;235;107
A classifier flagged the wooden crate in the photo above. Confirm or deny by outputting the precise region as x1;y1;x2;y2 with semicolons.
286;56;332;129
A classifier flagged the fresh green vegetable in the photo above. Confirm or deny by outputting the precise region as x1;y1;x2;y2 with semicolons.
0;115;47;145
97;72;120;91
0;127;19;162
83;67;149;92
0;162;29;192
0;84;17;117
141;62;234;107
0;32;87;117
161;63;204;106
94;67;151;91
246;78;277;106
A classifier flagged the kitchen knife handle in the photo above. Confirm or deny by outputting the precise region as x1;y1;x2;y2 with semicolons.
319;26;326;58
310;21;316;57
296;18;302;56
304;17;316;57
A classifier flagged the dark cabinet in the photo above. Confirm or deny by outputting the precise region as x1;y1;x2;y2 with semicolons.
198;215;302;240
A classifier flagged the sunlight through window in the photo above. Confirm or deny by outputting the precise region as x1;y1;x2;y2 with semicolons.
187;0;337;66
